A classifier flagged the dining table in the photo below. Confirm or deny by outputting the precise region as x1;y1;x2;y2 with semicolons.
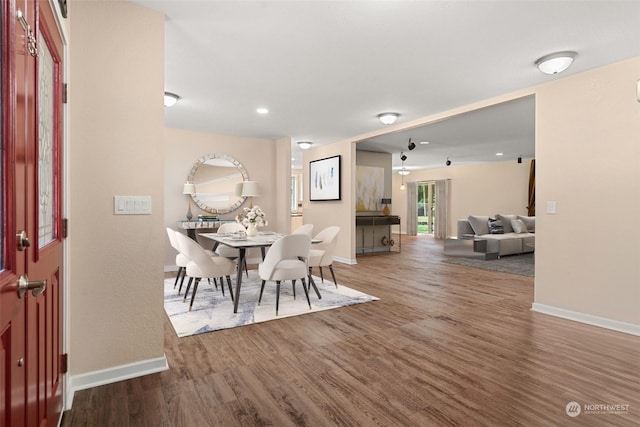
200;232;322;313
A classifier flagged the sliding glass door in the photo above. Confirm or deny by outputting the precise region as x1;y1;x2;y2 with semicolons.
417;182;436;234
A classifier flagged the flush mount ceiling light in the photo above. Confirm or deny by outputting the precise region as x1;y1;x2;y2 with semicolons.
378;112;399;125
535;51;577;75
297;141;313;150
164;92;180;107
398;169;410;176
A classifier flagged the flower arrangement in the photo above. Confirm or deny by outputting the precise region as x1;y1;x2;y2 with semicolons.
236;205;268;228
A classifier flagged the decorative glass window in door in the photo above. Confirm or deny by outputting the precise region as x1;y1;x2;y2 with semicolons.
38;32;56;247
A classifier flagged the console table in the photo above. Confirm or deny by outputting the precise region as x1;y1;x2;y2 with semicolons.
356;215;401;254
178;219;236;240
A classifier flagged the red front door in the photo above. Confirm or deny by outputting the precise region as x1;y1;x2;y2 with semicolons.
1;1;64;426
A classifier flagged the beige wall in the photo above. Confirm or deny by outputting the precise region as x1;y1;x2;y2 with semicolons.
534;57;640;327
392;159;533;236
164;128;284;267
68;1;165;375
302;141;357;263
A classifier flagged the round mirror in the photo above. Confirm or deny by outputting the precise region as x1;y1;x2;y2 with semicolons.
187;153;249;214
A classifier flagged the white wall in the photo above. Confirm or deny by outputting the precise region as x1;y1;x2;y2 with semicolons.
68;1;165;375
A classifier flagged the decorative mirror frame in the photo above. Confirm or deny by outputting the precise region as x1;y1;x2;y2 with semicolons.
187;153;249;214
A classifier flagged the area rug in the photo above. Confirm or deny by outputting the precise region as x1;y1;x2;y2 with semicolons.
164;271;379;337
443;253;535;277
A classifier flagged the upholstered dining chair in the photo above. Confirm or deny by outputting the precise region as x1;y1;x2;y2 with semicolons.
175;232;237;311
257;234;311;316
308;226;340;288
214;222;261;277
292;223;314;236
166;227;189;290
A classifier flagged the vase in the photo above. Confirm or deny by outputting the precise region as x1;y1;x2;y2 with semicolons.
246;223;258;237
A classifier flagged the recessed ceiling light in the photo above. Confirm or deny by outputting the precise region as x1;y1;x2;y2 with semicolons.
419;141;430;145
256;107;269;114
496;152;504;156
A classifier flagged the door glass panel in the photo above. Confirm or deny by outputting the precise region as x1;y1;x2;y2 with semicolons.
38;33;55;247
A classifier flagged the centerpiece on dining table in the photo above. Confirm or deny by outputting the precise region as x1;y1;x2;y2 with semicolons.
236;205;268;237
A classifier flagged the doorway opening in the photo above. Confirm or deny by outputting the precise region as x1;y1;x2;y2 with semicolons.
417;181;436;235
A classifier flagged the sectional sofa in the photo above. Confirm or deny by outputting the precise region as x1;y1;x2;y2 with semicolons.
457;214;535;257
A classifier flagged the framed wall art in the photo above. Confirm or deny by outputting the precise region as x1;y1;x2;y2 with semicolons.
309;155;341;201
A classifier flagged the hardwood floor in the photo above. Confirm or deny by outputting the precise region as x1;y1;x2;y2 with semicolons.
62;236;640;426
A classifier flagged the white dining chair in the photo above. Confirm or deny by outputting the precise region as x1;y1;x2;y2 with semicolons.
166;227;189;290
308;226;340;288
257;234;311;316
214;222;262;276
292;223;314;236
175;232;237;311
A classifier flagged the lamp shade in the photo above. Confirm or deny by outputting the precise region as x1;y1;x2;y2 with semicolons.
381;198;392;205
183;182;195;195
240;181;260;197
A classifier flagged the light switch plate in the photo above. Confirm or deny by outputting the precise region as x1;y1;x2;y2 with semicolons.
546;200;557;214
114;196;152;215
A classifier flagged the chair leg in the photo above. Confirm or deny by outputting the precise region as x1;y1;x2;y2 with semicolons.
307;273;322;300
292;280;296;299
219;277;225;296
226;276;234;302
178;272;187;295
258;280;266;305
244;258;249;278
319;267;324;283
329;264;338;288
189;278;201;311
212;277;218;290
301;277;311;309
182;277;193;301
173;267;183;289
276;281;281;316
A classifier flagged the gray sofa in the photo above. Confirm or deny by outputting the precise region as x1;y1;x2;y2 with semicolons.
457;214;535;257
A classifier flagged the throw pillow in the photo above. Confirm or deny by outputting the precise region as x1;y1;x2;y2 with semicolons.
488;217;504;234
467;215;490;236
496;214;517;233
516;215;535;233
511;219;527;234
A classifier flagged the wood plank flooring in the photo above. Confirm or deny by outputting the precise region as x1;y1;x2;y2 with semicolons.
62;236;640;426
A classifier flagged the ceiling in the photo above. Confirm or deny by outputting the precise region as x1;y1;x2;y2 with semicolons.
131;1;640;170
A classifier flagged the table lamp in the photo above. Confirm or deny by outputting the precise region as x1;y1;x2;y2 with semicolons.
183;182;195;220
241;181;260;207
381;198;391;216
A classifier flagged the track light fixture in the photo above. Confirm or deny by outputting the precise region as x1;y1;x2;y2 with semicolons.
400;152;407;162
517;156;522;164
445;157;451;166
400;152;407;190
408;138;416;151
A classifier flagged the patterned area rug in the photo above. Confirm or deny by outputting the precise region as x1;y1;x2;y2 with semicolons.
444;253;535;277
164;271;379;337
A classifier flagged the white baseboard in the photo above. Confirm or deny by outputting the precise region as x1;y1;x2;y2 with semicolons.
334;256;357;265
66;355;169;410
531;303;640;336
